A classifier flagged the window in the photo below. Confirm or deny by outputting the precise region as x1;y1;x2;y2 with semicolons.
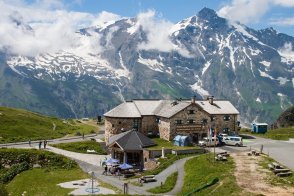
156;117;161;124
176;120;182;125
210;116;215;122
223;115;231;121
188;110;195;114
133;119;139;130
118;121;121;124
223;128;229;133
112;124;114;128
201;118;208;124
187;119;195;124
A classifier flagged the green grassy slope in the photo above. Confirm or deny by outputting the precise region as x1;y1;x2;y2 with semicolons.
241;127;294;140
0;106;96;143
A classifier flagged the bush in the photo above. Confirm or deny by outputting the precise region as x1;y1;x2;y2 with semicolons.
75;132;81;136
0;184;8;196
0;162;30;184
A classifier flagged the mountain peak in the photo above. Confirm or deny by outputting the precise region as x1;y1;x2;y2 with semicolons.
197;7;218;19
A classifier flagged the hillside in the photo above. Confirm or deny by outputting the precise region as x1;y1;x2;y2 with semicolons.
0;106;96;143
273;105;294;128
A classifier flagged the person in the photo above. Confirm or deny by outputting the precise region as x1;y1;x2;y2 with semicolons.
103;165;108;175
44;140;47;149
28;139;31;147
82;133;85;140
38;141;42;149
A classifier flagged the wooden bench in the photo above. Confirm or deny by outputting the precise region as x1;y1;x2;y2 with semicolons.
273;169;290;174
139;175;156;183
276;172;292;177
215;155;227;161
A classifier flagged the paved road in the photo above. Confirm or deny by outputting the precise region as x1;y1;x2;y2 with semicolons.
0;134;104;148
218;135;294;170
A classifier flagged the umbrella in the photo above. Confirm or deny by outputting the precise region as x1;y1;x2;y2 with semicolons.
118;163;133;170
105;158;119;165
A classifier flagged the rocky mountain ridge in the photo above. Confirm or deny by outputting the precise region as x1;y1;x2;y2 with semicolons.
0;8;293;125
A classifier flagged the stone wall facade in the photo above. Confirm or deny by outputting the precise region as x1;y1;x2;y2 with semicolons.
105;103;239;143
160;103;239;142
141;116;159;135
105;117;141;143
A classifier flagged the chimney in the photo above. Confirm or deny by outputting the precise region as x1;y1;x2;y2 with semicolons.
191;95;196;103
208;96;214;105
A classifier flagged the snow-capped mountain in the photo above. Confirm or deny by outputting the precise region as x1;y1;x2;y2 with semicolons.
1;8;293;124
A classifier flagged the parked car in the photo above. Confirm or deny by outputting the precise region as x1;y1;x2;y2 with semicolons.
223;136;243;146
217;133;229;145
199;137;219;147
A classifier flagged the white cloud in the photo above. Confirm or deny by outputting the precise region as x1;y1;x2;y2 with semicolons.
270;17;294;26
0;0;120;56
218;0;271;24
218;0;294;24
137;10;175;52
137;10;192;57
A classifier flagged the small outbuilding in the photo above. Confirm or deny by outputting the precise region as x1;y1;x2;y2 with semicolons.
107;130;156;169
173;135;192;146
252;123;268;133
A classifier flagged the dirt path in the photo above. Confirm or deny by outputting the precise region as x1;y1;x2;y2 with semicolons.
232;152;294;196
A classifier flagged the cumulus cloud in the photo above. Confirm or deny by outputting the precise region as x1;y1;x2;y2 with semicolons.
137;10;175;52
0;0;120;56
218;0;294;24
137;10;192;57
218;0;271;24
270;17;294;26
279;42;294;57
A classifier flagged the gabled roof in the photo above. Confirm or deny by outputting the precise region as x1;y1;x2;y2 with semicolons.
196;100;239;115
108;130;156;151
104;99;239;118
104;102;141;118
155;101;191;118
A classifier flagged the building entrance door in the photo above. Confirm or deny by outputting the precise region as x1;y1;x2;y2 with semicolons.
191;133;199;144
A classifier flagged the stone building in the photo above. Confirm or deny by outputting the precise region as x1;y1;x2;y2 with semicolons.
104;96;240;144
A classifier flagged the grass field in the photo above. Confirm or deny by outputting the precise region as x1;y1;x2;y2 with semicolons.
179;154;244;196
259;155;294;187
148;172;178;193
147;137;200;150
0;106;97;143
51;141;107;155
6;168;88;196
241;127;294;140
0;148;89;196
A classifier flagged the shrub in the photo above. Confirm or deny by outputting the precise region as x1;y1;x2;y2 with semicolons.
75;132;81;136
0;162;30;184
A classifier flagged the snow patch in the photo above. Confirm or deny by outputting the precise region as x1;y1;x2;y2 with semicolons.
201;60;212;75
277;77;289;85
260;61;271;67
258;69;275;80
138;54;165;72
256;97;261;103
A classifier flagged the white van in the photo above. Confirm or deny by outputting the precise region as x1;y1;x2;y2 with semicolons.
199;137;219;147
223;136;243;146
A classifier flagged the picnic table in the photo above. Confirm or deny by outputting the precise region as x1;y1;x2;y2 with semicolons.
139;175;157;183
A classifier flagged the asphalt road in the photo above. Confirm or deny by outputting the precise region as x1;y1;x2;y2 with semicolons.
218;135;294;170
